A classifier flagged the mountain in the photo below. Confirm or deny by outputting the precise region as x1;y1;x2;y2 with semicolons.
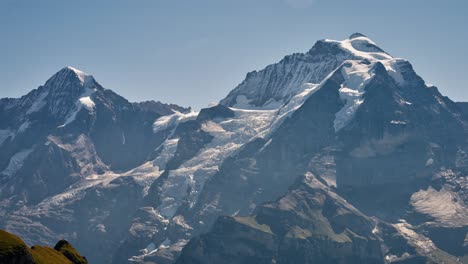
174;34;468;264
0;229;87;264
0;67;189;262
1;33;468;264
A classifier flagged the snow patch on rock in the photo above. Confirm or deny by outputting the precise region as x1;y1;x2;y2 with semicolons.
66;66;94;86
157;108;277;218
153;111;198;134
59;88;96;127
324;36;405;86
334;61;374;131
79;96;95;111
156;81;324;219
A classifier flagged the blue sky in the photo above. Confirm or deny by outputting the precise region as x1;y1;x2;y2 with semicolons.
1;0;467;109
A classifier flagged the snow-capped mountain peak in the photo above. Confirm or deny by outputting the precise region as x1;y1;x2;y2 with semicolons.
64;66;94;86
328;34;392;60
37;67;100;122
0;67;103;132
1;33;468;264
45;66;96;89
221;33;408;110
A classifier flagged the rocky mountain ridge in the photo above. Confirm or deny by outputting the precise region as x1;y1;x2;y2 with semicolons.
1;33;467;263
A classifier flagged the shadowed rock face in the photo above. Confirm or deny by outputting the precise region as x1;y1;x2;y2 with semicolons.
336;64;463;190
133;101;191;117
177;174;383;264
219;38;354;109
0;67;183;205
2;34;468;264
0;67;188;263
172;35;468;264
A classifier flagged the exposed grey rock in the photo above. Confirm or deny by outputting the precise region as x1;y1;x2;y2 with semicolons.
1;34;468;264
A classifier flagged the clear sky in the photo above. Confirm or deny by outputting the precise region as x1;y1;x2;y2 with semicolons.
1;0;467;110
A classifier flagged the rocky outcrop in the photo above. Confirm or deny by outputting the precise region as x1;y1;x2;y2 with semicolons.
2;34;468;264
177;174;383;264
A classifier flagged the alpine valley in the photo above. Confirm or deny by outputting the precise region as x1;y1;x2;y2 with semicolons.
1;34;467;264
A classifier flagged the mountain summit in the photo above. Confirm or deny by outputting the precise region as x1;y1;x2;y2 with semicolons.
220;34;406;110
1;34;467;264
47;66;96;88
349;32;368;39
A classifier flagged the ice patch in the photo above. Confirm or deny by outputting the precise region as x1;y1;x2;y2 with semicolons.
153;111;198;134
258;82;320;139
201;121;226;133
33;135;175;211
156;83;323;219
400;99;412;105
390;120;407;125
325;36;405;85
425;158;434;166
79;96;95;110
66;66;94;86
59;88;96;128
334;61;374;131
157;108;277;218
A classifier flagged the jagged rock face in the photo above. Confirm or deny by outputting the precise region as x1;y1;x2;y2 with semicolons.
0;67;181;205
180;70;345;233
220;38;356;109
134;101;191;116
336;63;464;189
177;174;383;264
0;67;188;263
168;35;468;263
1;34;468;264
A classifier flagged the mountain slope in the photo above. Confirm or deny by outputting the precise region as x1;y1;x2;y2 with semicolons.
1;34;467;264
177;173;384;264
0;229;87;264
0;67;189;263
0;67;185;204
168;34;468;263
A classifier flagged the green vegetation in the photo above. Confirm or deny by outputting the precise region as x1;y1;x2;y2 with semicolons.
0;229;30;258
0;229;87;264
30;245;72;264
54;240;88;264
